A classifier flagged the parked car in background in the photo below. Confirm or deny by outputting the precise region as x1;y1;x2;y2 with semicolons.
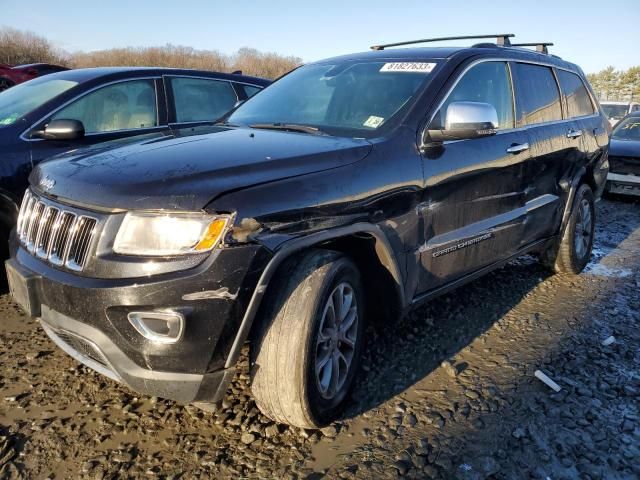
0;67;269;258
0;63;69;92
5;35;609;428
606;111;640;197
601;101;640;127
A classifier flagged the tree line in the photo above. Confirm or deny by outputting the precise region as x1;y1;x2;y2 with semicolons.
0;27;301;79
587;66;640;102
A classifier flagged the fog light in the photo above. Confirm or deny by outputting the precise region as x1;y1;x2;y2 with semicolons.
128;311;185;344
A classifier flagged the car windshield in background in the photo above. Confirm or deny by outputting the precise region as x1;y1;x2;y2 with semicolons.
227;61;436;137
612;117;640;140
602;104;629;119
0;76;78;127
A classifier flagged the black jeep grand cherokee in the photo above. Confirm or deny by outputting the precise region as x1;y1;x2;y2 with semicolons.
6;35;609;428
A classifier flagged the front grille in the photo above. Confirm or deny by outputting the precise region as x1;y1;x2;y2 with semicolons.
17;190;98;271
609;156;640;176
55;330;109;368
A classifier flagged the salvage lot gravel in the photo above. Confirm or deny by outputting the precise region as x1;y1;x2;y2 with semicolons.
0;197;638;479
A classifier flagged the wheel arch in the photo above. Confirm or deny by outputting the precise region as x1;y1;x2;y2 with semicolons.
0;190;19;231
224;222;405;369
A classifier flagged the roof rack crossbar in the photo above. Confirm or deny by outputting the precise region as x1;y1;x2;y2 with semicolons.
511;42;554;54
370;34;515;51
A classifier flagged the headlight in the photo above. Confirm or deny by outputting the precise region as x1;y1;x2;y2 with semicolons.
113;212;231;256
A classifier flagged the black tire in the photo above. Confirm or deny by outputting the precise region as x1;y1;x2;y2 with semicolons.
543;183;595;274
250;249;365;428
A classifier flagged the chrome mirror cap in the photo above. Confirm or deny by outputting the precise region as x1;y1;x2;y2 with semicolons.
445;101;499;131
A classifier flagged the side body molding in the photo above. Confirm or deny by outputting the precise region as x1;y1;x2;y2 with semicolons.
224;222;405;369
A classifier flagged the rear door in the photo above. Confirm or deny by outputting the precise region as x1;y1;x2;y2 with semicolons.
556;69;608;192
418;60;531;293
165;76;240;128
510;62;581;245
28;77;167;164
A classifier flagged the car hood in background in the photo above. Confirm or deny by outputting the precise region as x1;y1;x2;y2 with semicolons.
30;126;372;211
609;138;640;158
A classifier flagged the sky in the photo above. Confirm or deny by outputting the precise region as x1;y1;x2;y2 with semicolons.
2;0;639;74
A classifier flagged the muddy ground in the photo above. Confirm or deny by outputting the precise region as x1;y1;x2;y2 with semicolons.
0;197;638;480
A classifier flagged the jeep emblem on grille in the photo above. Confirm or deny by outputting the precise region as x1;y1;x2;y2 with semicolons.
39;176;56;191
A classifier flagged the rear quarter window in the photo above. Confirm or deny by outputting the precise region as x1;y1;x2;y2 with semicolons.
513;63;563;126
557;70;594;118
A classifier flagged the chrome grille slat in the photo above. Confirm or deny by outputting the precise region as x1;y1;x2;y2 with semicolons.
16;191;32;236
49;212;76;266
26;202;45;252
66;216;97;270
17;190;98;272
36;206;59;259
20;195;36;241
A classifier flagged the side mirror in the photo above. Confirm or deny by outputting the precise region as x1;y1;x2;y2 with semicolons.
39;119;85;141
424;101;498;144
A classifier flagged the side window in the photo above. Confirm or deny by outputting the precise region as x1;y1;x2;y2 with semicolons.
242;85;262;98
513;63;563;125
436;62;514;130
52;80;157;133
557;70;594;118
170;77;238;123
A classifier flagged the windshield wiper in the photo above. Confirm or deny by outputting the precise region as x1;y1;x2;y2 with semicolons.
249;123;327;135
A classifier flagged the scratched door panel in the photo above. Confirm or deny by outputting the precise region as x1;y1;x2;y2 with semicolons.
418;129;531;292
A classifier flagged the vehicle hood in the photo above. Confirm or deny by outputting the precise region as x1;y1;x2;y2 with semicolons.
609;138;640;157
30;126;372;211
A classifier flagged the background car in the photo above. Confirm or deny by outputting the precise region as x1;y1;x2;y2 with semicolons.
600;100;640;127
0;67;269;258
606;111;640;197
0;63;69;92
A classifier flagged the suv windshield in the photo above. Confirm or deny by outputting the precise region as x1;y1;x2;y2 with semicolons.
227;61;435;137
0;76;78;127
612;116;640;140
602;104;629;119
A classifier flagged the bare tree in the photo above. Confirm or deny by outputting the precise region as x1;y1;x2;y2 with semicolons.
0;27;69;66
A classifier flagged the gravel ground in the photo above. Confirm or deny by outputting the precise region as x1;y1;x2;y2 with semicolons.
0;197;638;479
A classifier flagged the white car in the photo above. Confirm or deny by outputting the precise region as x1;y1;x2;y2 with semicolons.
601;101;640;127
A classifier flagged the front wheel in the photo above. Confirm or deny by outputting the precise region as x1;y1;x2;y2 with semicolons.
542;183;595;274
250;249;365;428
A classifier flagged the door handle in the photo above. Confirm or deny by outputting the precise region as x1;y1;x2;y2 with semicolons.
506;143;530;154
566;129;583;139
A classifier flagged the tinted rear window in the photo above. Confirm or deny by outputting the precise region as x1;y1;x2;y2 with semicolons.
557;70;594;118
514;63;562;126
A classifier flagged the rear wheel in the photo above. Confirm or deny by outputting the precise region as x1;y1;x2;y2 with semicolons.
250;249;365;428
542;183;595;274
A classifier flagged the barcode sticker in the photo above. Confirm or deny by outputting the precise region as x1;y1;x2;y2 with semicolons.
380;62;436;73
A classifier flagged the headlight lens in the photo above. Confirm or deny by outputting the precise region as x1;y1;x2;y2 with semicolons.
113;212;231;256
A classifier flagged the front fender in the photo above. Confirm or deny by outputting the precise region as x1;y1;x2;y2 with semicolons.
223;222;405;369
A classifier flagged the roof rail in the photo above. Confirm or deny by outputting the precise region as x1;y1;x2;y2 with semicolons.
370;34;514;51
511;42;554;54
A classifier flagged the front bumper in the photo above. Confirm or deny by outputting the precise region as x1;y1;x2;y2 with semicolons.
6;241;270;404
606;172;640;196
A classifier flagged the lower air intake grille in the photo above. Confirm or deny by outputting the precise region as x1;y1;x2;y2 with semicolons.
55;330;109;368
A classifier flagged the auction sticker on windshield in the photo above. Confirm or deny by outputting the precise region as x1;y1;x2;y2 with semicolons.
380;62;436;73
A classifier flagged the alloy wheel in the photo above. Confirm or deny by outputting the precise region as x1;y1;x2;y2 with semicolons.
315;282;359;400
